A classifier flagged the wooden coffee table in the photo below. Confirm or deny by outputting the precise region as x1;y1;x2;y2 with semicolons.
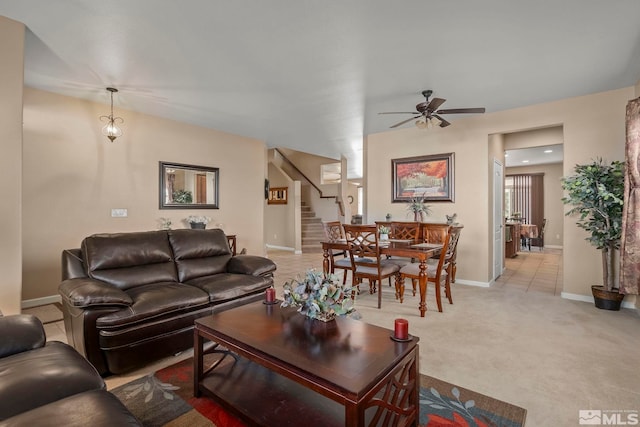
194;302;419;427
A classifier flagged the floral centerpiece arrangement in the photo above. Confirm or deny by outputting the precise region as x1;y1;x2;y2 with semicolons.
281;270;360;322
378;225;390;241
185;215;211;229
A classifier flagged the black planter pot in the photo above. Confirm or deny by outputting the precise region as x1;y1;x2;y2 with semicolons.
190;222;206;229
591;285;624;311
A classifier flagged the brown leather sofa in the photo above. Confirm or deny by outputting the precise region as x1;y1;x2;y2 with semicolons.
0;314;141;426
59;229;276;376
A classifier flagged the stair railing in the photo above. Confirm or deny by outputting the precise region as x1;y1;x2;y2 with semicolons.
274;148;344;216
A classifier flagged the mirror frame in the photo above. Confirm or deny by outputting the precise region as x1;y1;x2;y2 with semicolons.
159;161;219;209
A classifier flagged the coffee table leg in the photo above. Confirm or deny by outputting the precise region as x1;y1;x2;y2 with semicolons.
194;330;203;397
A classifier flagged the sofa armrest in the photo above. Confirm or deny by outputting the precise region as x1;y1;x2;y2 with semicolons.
227;255;277;277
0;314;46;358
62;248;87;280
59;278;133;309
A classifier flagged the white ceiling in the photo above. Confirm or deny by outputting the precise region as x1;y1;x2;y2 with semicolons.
2;1;640;178
505;144;564;168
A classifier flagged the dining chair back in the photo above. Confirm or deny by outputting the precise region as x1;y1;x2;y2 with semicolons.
390;221;421;240
343;224;400;309
321;221;350;284
421;223;450;244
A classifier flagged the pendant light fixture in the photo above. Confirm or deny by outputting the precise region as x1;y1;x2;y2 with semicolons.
100;87;123;142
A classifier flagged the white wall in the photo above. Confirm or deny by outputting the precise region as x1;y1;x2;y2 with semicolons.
367;87;633;297
0;16;24;315
21;88;268;302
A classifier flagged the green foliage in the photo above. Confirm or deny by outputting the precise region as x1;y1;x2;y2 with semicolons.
561;159;624;250
281;270;359;320
407;194;432;215
561;158;624;291
172;189;193;204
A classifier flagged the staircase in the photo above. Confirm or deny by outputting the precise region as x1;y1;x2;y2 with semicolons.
301;202;324;253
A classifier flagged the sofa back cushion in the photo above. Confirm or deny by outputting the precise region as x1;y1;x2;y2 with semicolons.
82;231;178;290
168;229;232;282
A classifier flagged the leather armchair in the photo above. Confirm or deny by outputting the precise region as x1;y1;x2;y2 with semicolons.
0;315;140;426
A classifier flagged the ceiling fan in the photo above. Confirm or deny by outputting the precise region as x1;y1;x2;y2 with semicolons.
379;90;486;129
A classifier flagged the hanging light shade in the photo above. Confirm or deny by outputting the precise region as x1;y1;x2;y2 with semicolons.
100;87;123;142
415;117;427;129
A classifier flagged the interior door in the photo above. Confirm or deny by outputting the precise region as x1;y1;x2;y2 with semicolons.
196;174;206;204
493;159;504;279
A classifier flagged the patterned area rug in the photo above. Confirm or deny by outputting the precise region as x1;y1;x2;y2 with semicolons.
112;356;526;427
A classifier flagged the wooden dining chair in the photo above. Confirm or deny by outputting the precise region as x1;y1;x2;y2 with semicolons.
343;224;401;309
384;221;422;269
321;220;350;284
398;226;461;312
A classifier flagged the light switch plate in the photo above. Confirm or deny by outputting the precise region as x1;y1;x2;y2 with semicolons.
111;208;128;217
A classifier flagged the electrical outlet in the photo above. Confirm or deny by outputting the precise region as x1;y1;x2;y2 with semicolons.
274;234;277;239
111;208;128;218
556;234;560;239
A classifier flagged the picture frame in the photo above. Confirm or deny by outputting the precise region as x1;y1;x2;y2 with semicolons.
268;186;288;204
159;161;219;209
391;153;455;202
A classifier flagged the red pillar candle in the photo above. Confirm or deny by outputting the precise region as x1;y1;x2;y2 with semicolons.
265;287;276;303
394;318;409;340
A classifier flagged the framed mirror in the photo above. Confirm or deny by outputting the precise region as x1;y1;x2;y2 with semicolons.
159;161;219;209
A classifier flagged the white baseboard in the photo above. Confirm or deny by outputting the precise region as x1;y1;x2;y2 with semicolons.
456;279;491;288
545;245;563;249
561;292;636;309
22;295;61;309
265;244;303;255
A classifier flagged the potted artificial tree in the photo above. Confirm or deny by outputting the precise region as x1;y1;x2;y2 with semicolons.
407;194;432;222
561;158;625;310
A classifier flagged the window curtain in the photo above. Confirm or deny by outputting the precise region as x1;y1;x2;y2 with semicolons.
507;174;544;247
620;96;640;295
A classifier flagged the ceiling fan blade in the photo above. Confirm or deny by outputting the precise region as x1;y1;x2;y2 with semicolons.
379;112;421;115
390;116;420;128
433;115;451;127
426;97;446;113
436;107;486;115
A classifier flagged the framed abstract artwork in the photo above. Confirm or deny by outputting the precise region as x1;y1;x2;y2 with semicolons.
392;153;455;202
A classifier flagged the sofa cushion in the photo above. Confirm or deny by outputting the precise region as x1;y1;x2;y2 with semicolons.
0;389;141;427
0;342;105;421
95;282;210;328
168;229;233;282
185;273;272;303
82;231;178;290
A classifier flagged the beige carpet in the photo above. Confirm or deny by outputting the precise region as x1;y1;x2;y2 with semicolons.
261;249;640;427
34;247;638;426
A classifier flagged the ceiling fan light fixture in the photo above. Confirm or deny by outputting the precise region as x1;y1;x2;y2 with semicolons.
415;117;427;129
99;87;123;142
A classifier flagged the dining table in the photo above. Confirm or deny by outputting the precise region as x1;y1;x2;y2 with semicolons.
321;238;442;317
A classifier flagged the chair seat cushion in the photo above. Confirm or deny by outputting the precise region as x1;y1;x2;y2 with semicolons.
384;256;413;267
355;262;400;277
333;257;374;268
185;273;272;303
400;262;447;279
96;282;210;328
